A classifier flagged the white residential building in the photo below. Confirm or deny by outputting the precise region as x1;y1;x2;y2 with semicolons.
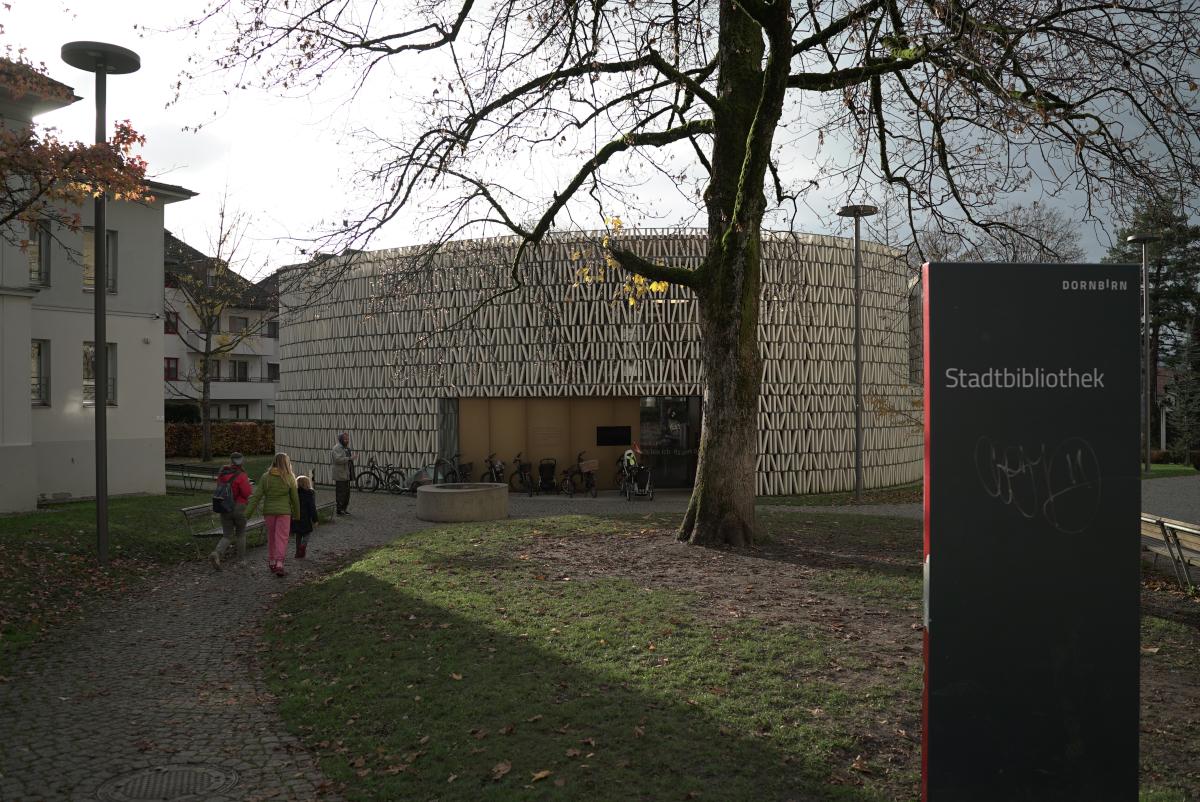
163;233;279;421
0;65;195;512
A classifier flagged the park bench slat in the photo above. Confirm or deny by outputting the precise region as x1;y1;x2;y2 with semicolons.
1140;513;1198;591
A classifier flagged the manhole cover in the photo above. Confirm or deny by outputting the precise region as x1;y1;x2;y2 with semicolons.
96;764;238;801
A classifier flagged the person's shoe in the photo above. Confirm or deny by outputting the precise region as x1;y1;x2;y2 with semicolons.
275;567;288;577
209;551;221;571
296;544;307;559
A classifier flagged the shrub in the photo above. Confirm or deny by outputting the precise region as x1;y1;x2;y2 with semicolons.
165;422;275;457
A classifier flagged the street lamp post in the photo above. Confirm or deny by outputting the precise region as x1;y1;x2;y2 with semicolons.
837;203;879;501
1127;232;1162;478
61;42;141;565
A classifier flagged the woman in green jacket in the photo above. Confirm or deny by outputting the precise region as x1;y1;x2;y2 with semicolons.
246;452;300;576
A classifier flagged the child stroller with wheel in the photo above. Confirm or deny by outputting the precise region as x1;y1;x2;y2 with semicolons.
618;449;653;501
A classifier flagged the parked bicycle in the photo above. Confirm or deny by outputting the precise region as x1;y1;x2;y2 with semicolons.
561;451;599;498
480;453;506;483
435;452;472;483
508;452;535;496
355;455;407;494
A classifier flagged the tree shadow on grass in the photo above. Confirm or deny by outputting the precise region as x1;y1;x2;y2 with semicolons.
266;566;901;801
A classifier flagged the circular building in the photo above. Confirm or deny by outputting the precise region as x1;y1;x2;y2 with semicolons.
276;230;922;495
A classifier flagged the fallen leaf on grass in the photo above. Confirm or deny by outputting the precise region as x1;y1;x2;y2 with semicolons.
451;672;463;680
526;714;543;722
565;748;582;758
499;724;515;735
850;755;872;774
491;761;512;781
531;770;552;782
1141;646;1160;655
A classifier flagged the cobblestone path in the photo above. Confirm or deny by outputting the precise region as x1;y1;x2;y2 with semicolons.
0;491;690;801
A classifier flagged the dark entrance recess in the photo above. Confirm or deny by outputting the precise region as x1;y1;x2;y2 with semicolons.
640;396;701;488
923;262;1139;801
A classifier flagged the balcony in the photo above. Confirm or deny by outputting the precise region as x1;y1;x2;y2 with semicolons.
207;376;277;383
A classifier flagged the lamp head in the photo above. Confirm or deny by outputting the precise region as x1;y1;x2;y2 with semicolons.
61;41;141;75
837;204;879;219
1126;233;1162;245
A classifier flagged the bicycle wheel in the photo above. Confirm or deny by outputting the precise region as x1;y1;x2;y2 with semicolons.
385;468;407;494
356;471;380;493
589;476;597;498
561;476;574;497
508;470;524;492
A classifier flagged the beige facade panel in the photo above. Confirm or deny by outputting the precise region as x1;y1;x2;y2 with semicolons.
276;231;922;495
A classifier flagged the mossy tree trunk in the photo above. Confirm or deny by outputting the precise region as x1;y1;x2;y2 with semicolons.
673;1;787;547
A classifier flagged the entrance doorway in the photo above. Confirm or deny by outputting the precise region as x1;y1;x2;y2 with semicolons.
639;396;701;488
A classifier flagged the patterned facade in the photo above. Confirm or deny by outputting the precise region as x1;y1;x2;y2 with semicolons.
276;231;922;495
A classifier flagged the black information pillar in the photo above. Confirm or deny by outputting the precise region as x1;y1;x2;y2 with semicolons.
922;262;1140;801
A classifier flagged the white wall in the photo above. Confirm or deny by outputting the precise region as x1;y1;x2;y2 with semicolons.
163;286;279;419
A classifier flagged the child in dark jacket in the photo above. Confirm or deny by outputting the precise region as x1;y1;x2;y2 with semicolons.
291;476;319;559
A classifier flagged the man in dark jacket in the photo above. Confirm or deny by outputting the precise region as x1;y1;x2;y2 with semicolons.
211;452;253;569
331;432;353;515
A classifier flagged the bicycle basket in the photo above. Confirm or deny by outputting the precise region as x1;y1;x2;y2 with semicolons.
579;459;600;474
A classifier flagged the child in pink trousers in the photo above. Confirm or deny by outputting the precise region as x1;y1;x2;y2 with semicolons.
245;452;301;576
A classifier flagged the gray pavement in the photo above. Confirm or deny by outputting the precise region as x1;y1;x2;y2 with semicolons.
0;490;691;802
1141;473;1200;522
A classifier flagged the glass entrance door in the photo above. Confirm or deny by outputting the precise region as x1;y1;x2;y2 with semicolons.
639;396;701;488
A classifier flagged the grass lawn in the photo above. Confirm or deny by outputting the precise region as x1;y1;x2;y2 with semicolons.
1145;463;1197;480
0;492;265;670
758;482;922;507
167;453;276;477
264;511;1198;802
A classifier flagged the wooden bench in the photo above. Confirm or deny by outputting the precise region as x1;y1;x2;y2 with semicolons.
166;463;220;492
180;504;266;557
1140;513;1200;591
180;500;338;558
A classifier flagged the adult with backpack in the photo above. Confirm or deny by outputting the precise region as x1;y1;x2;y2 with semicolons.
209;452;253;570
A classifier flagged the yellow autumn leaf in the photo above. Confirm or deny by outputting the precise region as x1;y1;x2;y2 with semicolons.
531;769;552;782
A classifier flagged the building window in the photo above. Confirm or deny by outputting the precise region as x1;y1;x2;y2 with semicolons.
164;357;179;380
229;315;249;333
164;310;179;334
230;404;249;420
31;340;50;405
82;228;118;292
28;222;51;286
231;360;249;382
266;321;279;338
199;357;220;380
208;404;220;420
83;341;117;405
206;267;218;288
267;362;280;381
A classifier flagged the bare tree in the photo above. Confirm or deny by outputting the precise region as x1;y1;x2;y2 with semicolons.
187;0;1200;546
912;204;1087;263
165;202;277;461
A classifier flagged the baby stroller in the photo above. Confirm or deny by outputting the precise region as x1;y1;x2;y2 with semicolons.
538;458;558;493
619;449;653;501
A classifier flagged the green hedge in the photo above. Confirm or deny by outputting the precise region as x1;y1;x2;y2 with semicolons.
165;422;275;457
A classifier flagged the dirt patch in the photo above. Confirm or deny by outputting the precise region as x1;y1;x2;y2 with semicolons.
522;519;926;798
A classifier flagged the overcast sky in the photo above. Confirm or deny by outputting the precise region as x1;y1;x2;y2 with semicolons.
9;0;1120;278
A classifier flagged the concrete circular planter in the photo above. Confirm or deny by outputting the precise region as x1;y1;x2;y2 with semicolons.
416;482;509;522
